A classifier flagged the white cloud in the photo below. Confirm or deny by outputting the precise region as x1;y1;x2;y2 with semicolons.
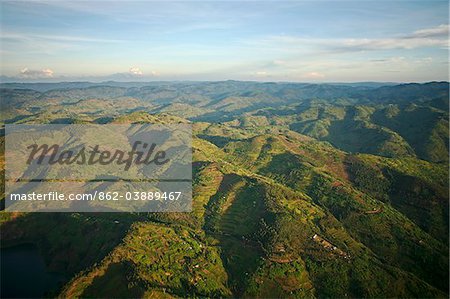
2;32;123;44
412;24;449;38
415;57;433;64
302;72;325;79
249;24;449;54
272;60;286;66
18;68;54;79
340;37;447;51
255;71;268;77
104;68;159;81
129;67;143;76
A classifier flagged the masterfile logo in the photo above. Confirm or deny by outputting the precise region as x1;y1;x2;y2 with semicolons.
26;141;170;171
5;124;192;212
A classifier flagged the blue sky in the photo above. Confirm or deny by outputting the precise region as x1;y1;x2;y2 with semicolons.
0;0;448;82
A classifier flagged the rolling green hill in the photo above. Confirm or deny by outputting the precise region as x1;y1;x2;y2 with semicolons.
0;81;448;298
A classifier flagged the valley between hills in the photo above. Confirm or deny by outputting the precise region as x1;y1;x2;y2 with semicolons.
0;81;448;298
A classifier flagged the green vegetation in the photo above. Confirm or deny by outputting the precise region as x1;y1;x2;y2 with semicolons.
0;81;448;298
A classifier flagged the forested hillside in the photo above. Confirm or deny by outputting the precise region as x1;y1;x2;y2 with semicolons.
0;81;448;298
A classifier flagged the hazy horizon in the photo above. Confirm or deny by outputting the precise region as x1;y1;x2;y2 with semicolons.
0;79;448;85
